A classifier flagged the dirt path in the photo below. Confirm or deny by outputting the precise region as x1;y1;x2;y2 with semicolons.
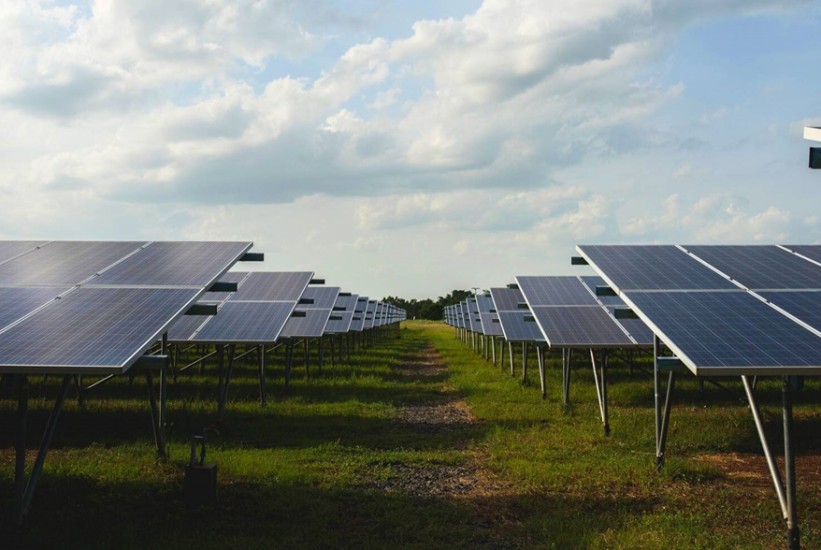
371;342;511;500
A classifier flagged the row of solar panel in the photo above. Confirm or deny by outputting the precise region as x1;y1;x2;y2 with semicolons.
576;244;821;375
444;275;653;348
0;241;406;375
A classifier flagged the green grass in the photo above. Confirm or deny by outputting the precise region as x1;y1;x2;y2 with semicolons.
1;321;819;548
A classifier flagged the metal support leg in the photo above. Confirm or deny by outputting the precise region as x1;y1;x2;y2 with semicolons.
522;342;528;383
318;338;325;373
654;346;676;468
562;349;573;405
491;337;496;365
13;374;72;524
537;347;546;400
285;340;293;387
218;345;235;417
145;370;166;458
509;341;515;377
257;345;267;405
783;378;800;550
590;349;610;436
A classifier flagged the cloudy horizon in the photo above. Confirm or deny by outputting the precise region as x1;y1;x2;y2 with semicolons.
2;0;820;299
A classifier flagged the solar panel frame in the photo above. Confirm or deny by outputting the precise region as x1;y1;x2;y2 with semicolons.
497;311;545;343
758;291;821;333
280;308;333;338
530;306;634;348
0;286;71;329
621;290;821;375
0;241;146;285
189;301;296;343
577;245;738;291
0;241;47;265
229;271;313;301
784;245;821;265
89;241;254;287
684;245;821;290
489;287;525;312
0;287;201;374
516;276;599;306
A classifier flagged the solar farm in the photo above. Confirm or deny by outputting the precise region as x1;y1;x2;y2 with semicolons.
1;241;820;549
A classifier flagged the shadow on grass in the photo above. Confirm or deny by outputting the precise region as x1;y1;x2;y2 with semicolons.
3;474;665;550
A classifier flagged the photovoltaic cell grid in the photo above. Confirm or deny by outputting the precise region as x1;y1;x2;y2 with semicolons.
324;294;359;334
0;241;47;264
0;240;252;374
578;245;737;291
0;287;199;373
168;271;313;343
578;244;821;375
497;311;545;342
349;297;369;332
515;275;652;348
281;286;340;338
466;298;481;333
684;245;821;290
785;245;821;264
489;287;525;312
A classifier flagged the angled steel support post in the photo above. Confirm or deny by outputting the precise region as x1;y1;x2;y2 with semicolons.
285;340;293;387
537;346;546;400
590;349;610;436
257;345;267;405
653;336;676;469
318;338;325;374
491;337;496;365
14;374;72;525
521;342;528;383
218;344;235;417
741;376;791;539
159;334;168;447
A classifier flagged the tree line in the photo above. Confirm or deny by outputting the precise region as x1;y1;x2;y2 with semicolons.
382;289;476;320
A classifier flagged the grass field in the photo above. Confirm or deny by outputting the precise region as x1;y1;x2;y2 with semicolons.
1;320;819;548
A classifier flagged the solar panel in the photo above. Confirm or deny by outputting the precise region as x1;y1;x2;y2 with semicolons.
0;286;70;328
578;245;737;291
530;306;633;347
783;245;821;265
280;308;332;338
684;245;821;290
605;307;654;345
489;287;525;311
758;291;821;332
0;241;46;264
0;287;199;373
516;276;599;306
349;296;369;332
191;301;295;342
466;298;481;332
230;272;313;301
0;241;145;285
203;271;249;301
91;241;253;286
300;286;341;309
475;294;494;314
624;291;821;374
324;311;355;334
480;313;504;336
166;302;221;341
497;311;545;342
579;276;625;307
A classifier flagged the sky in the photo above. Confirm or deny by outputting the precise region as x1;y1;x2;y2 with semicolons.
1;0;820;299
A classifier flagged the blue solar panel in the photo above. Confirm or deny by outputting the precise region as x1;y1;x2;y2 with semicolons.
281;308;332;338
685;245;821;290
758;291;821;332
190;301;295;342
204;271;249;301
0;287;70;328
479;313;504;336
0;241;145;285
475;295;494;314
489;287;525;312
0;241;46;264
604;307;654;345
231;272;313;301
0;287;199;373
166;301;221;341
300;286;340;309
531;306;633;347
625;291;821;374
783;245;821;265
91;241;252;286
578;245;737;291
497;311;544;342
579;276;625;307
349;297;369;332
516;276;598;306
